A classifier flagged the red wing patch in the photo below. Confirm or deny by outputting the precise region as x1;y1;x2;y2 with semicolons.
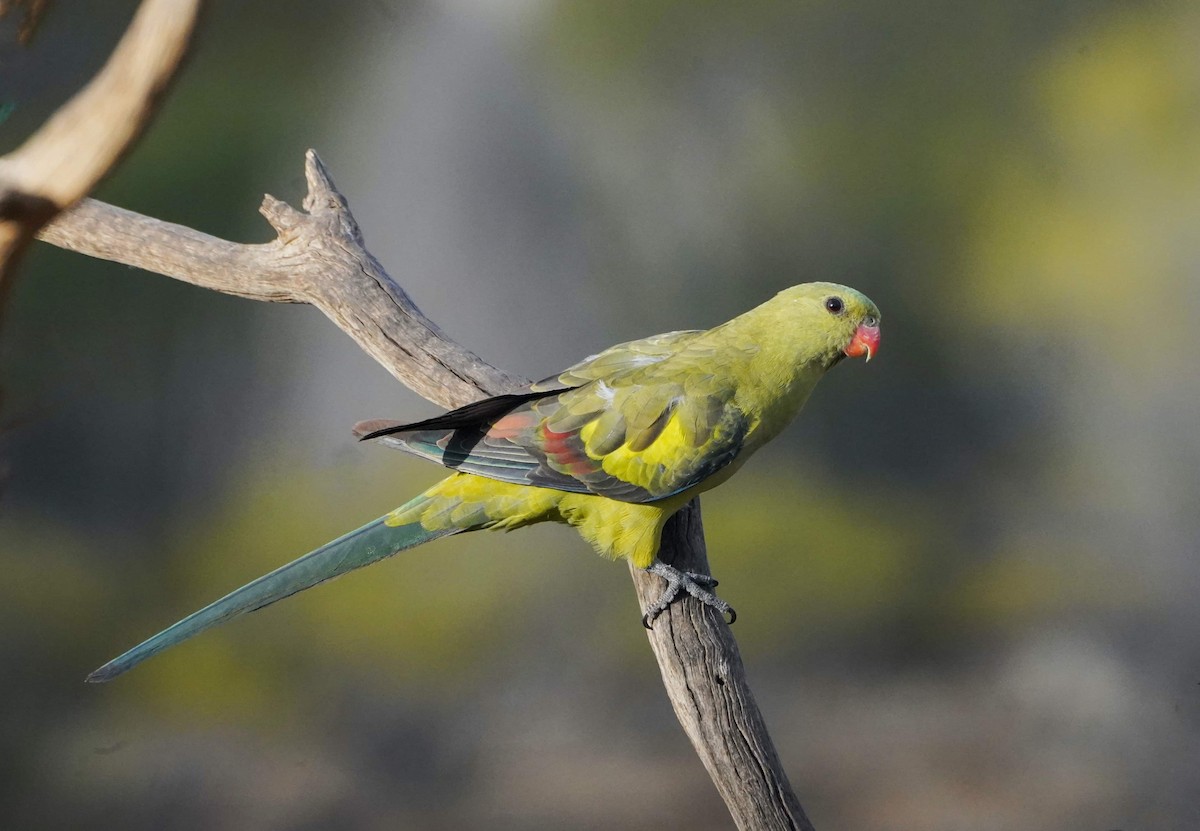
488;411;538;440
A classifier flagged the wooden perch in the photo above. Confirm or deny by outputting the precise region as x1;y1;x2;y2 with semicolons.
37;153;815;831
0;0;200;284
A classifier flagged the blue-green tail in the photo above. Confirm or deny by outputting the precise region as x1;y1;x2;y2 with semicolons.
87;507;455;683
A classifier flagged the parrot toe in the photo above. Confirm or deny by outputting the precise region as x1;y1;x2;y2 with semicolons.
642;561;735;629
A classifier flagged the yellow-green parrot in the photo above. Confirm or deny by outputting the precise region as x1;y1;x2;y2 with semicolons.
88;283;880;682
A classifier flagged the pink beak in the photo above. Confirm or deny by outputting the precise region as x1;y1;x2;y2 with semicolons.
844;322;880;362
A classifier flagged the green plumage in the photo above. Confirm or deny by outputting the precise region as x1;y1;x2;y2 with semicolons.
90;283;881;681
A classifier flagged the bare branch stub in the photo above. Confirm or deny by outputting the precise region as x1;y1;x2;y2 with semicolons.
36;152;811;829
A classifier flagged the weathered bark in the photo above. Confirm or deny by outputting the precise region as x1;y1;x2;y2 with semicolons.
38;152;814;830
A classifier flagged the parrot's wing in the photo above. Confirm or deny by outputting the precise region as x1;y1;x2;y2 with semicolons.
356;335;754;504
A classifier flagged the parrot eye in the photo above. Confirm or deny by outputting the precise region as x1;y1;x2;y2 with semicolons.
824;297;845;315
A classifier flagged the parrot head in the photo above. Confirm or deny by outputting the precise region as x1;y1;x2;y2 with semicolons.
768;282;881;367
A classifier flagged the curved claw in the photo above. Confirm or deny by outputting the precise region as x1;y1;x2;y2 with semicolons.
725;607;737;625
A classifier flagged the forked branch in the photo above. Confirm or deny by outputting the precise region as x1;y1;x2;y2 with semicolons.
37;151;814;831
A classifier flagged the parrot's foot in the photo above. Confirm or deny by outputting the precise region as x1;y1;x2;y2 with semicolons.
641;561;736;629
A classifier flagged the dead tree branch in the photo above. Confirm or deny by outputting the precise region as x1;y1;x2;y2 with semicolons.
0;0;200;285
37;151;815;831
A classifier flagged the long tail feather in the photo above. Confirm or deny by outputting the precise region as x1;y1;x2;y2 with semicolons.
87;508;455;683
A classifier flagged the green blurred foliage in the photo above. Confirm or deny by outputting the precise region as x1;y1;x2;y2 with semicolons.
703;471;928;651
966;4;1200;354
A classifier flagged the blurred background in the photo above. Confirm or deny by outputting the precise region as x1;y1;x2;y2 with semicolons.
2;1;1198;828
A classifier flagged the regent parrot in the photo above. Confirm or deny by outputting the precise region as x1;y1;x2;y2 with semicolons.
88;283;880;682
